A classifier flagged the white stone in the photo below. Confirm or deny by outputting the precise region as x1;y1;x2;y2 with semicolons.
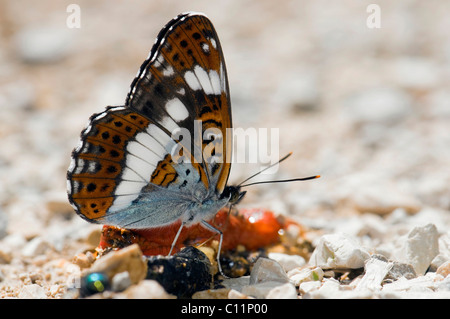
250;258;289;285
272;71;319;111
90;244;147;285
309;233;370;269
381;273;440;294
344;87;412;125
265;282;298;299
392;223;439;275
288;267;324;286
389;57;439;90
438;231;450;257
2;233;26;250
15;26;72;63
111;271;132;292
437;276;450;292
355;257;393;291
21;237;52;257
304;278;374;299
427;90;450;118
299;281;322;294
235;258;298;299
241;281;296;299
303;278;339;298
0;80;35;110
268;252;306;272
0;207;8;239
430;254;448;272
114;280;175;299
227;289;254;299
18;284;47;299
221;276;250;291
317;278;340;292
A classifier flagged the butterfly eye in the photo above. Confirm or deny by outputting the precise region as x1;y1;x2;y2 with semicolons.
221;186;245;205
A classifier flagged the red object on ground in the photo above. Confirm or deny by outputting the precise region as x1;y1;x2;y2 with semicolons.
98;208;299;256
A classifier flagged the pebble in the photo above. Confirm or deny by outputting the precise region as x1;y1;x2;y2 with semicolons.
288;266;324;286
21;237;52;257
18;284;47;299
265;282;298;299
249;258;290;285
2;233;26;250
221;276;251;291
241;281;297;299
386;261;417;281
427;90;450;118
0;79;35;111
309;233;370;269
356;254;417;285
438;231;450;259
392;223;439;275
14;26;73;64
192;288;231;299
381;273;440;294
90;244;147;285
344;87;413;125
304;277;375;299
221;258;297;299
389;57;439;91
267;252;306;272
0;249;12;264
272;71;319;112
429;254;449;272
299;281;322;294
72;251;96;269
114;280;176;299
295;270;450;299
355;256;393;291
437;276;450;292
436;261;450;278
0;208;7;239
111;271;132;292
227;289;254;299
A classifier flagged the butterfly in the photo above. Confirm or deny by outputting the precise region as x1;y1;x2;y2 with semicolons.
67;12;245;274
67;12;319;276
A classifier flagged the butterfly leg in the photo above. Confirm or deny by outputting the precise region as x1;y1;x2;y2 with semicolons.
200;220;227;278
168;222;185;256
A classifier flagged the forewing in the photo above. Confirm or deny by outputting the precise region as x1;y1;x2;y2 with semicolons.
126;12;232;194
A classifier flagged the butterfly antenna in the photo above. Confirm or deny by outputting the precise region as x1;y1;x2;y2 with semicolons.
237;152;294;187
239;175;320;188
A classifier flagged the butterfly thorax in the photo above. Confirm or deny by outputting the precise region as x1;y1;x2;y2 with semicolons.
183;190;230;226
182;185;244;226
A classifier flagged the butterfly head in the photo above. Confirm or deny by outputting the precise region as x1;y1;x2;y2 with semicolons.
221;185;246;205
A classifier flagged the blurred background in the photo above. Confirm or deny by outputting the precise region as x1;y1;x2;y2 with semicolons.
0;0;449;255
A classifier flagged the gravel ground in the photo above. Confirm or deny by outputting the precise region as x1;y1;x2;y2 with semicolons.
0;0;449;299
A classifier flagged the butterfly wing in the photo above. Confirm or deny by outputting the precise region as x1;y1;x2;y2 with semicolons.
127;12;232;194
67;12;232;228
